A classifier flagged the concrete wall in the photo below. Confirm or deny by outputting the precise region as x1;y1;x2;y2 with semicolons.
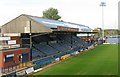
118;1;120;30
0;26;1;33
30;19;52;33
1;14;52;33
2;15;28;33
0;68;1;74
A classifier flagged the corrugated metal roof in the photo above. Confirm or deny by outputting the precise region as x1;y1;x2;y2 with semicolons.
28;15;91;32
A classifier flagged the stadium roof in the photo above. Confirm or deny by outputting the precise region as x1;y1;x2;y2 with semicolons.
26;14;92;32
53;31;97;34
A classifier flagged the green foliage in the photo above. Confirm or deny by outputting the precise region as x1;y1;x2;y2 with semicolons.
104;29;119;36
93;29;119;36
97;31;102;36
42;7;61;20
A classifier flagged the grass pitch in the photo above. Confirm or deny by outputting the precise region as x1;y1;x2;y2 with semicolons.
33;44;118;75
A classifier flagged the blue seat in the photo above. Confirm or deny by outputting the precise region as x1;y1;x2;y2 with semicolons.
33;57;55;67
33;43;58;56
32;48;46;59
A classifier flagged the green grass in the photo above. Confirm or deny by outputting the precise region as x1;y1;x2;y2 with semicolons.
33;44;118;75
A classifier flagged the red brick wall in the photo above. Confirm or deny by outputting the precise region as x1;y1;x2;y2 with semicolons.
0;48;30;68
0;52;4;68
11;36;21;44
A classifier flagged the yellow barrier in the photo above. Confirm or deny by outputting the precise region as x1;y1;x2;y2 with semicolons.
60;54;70;60
27;62;32;66
19;63;23;67
19;63;27;67
23;63;27;67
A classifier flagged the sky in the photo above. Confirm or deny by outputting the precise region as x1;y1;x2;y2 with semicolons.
0;0;119;29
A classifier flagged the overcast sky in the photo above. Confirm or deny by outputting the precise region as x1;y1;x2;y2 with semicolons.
0;0;119;29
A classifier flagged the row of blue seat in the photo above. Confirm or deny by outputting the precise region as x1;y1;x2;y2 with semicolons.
53;52;66;58
49;42;70;52
56;35;88;50
32;48;46;59
33;44;58;56
32;57;55;66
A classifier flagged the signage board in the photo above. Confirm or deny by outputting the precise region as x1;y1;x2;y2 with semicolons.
26;67;34;74
57;26;79;32
0;37;10;41
8;40;16;45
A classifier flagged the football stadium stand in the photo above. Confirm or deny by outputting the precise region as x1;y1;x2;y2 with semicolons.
0;14;97;76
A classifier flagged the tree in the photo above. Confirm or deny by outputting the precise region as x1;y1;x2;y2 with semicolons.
93;28;102;36
42;7;61;20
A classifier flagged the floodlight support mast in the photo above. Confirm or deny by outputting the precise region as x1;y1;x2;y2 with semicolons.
100;2;106;38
